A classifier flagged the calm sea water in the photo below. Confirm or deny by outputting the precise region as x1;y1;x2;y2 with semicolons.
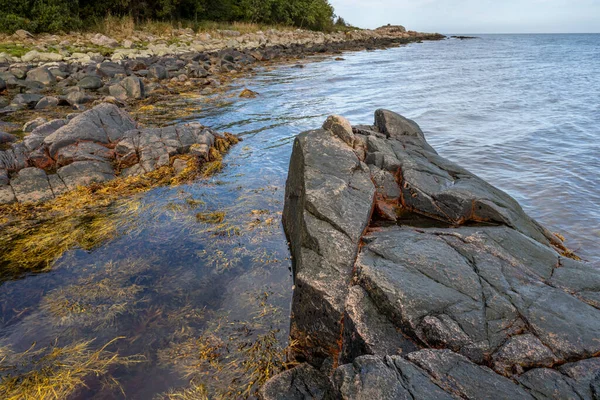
1;34;598;398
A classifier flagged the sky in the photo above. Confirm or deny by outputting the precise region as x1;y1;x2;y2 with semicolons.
329;0;600;33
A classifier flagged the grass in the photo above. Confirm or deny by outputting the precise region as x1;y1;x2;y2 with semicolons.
0;43;33;57
0;338;144;400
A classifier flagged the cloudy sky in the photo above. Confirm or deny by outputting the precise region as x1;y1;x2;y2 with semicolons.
329;0;600;33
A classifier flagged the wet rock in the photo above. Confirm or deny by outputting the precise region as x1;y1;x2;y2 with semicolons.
259;363;336;400
26;67;56;85
406;349;534;399
57;160;115;190
10;167;54;203
342;285;419;363
77;75;104;90
35;96;60;109
44;103;136;158
334;355;456;400
240;88;259;98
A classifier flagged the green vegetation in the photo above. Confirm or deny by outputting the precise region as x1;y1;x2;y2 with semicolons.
0;0;345;34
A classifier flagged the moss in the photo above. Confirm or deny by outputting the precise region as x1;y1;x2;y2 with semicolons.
0;338;144;400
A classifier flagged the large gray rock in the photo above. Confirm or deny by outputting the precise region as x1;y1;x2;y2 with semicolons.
109;76;145;101
44;103;136;157
11;93;44;108
57;160;115;190
10;167;54;203
283;127;375;367
77;75;103;90
266;109;600;398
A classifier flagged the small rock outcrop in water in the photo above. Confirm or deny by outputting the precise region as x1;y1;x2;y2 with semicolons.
261;110;600;399
0;103;236;204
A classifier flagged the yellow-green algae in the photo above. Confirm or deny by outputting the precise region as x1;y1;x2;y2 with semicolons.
0;338;144;400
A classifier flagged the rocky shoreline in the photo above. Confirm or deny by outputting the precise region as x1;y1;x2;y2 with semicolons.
261;111;600;399
1;27;443;204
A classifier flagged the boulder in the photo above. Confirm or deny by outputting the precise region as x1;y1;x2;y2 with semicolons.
96;62;126;78
11;93;44;108
109;76;145;100
14;29;34;39
90;34;119;48
44;103;136;158
10;167;54;203
77;75;104;90
35;96;60;109
26;67;56;85
265;109;600;398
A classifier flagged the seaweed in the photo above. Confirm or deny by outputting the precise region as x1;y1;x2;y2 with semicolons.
0;338;144;400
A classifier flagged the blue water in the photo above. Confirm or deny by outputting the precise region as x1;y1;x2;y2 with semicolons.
1;34;598;398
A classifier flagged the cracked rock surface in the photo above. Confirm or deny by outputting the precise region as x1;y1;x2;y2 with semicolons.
262;110;600;399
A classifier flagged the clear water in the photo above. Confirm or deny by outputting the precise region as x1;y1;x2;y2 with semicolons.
1;34;599;398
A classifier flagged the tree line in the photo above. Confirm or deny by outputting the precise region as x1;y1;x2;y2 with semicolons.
0;0;341;34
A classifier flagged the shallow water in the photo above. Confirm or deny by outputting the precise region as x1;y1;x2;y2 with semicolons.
1;34;599;398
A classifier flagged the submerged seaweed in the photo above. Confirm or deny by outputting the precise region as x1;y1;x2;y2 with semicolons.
0;338;144;400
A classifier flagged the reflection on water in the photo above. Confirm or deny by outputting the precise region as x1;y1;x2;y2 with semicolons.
1;34;599;398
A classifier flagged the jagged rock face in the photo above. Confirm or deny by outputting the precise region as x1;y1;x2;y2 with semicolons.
272;110;600;399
